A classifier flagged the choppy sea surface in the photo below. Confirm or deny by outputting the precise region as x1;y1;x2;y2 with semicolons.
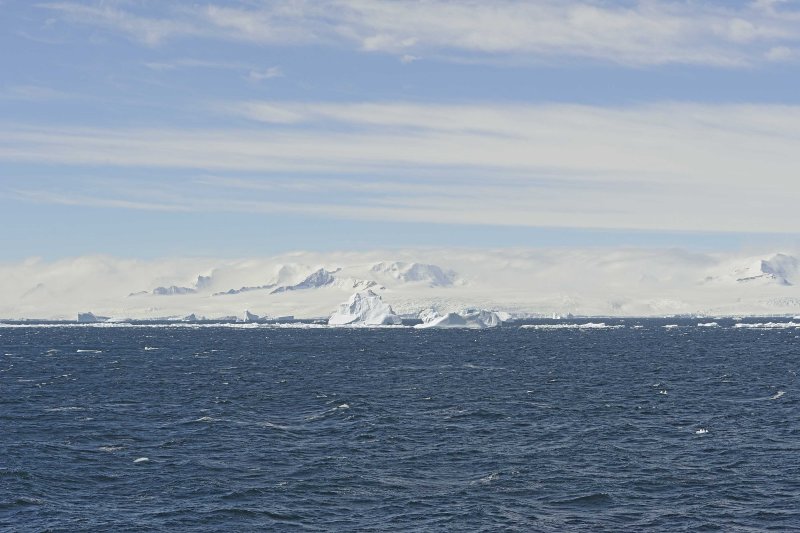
1;318;799;531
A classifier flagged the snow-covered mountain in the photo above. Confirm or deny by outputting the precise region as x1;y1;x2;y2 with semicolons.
704;253;800;286
3;248;800;320
370;262;457;287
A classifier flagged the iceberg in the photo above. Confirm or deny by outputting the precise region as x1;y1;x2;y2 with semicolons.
328;290;402;326
77;312;108;323
241;310;261;322
416;309;502;329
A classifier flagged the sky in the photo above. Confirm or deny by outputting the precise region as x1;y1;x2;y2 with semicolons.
3;0;800;260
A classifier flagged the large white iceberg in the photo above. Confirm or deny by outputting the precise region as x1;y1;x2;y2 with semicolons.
416;309;502;329
328;290;402;326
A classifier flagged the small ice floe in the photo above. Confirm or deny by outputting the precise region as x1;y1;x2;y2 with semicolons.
697;322;719;328
144;347;159;351
337;403;350;410
770;390;786;400
133;457;150;463
76;349;102;354
521;322;623;330
659;390;668;395
695;428;708;435
734;322;800;329
663;324;679;329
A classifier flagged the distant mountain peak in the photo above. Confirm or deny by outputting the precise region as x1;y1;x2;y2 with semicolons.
370;261;456;287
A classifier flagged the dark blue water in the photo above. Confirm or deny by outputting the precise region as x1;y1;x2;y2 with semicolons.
2;322;799;531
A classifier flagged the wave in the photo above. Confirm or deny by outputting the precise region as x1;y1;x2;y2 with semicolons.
553;492;613;506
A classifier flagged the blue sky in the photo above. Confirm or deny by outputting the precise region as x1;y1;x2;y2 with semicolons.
3;0;800;259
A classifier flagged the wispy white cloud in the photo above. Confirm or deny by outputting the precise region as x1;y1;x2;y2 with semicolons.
39;0;800;66
0;84;71;101
39;1;203;46
247;66;283;82
141;58;284;82
4;100;800;232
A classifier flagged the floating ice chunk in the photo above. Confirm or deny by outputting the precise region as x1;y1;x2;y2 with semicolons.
695;428;708;435
77;312;108;323
328;290;402;326
416;309;501;329
133;457;150;463
494;311;513;322
734;321;800;329
520;322;622;330
241;310;261;323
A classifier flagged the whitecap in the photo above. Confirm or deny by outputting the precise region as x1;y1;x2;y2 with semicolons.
471;472;500;485
98;446;124;452
695;428;708;435
770;390;785;400
337;403;350;409
144;346;159;351
133;457;149;463
697;322;719;328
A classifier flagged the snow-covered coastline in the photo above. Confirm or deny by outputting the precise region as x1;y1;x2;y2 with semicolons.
3;248;800;321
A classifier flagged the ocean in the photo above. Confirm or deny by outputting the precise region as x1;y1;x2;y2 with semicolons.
1;320;799;531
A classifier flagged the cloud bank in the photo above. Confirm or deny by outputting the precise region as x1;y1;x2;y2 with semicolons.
3;248;800;320
4;101;800;233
